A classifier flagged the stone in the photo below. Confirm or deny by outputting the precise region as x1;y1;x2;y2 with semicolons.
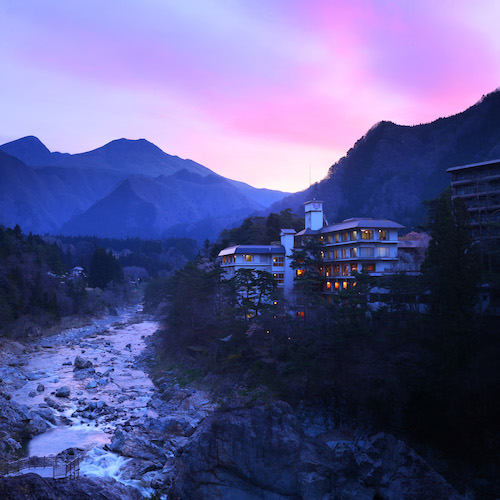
86;381;98;389
26;372;40;381
74;356;93;370
55;386;70;398
37;384;45;392
28;391;36;398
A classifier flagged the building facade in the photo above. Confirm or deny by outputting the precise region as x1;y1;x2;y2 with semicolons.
447;159;500;240
218;201;405;301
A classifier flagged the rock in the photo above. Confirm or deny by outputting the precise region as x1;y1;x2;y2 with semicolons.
98;378;107;386
26;372;40;381
62;361;72;366
109;427;166;461
37;384;45;392
145;416;197;437
28;391;36;398
0;473;143;499
55;386;70;398
74;356;93;370
86;381;98;389
44;396;64;411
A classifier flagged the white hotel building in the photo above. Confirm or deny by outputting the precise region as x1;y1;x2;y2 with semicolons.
218;201;404;300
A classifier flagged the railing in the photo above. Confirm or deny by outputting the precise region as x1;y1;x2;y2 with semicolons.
0;455;83;479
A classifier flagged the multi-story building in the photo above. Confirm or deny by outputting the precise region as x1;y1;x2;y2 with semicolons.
219;200;404;301
447;159;500;240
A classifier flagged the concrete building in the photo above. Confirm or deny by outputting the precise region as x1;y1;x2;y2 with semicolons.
218;201;405;302
447;159;500;240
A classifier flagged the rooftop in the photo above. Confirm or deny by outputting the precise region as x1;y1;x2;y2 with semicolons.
446;158;500;173
321;218;405;232
218;245;285;257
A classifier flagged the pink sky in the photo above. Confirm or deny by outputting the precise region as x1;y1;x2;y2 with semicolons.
0;0;498;192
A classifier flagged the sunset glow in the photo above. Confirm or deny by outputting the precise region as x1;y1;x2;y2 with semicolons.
1;0;498;191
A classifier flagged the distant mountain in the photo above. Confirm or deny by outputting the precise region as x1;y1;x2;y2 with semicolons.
270;89;500;229
60;170;263;241
0;136;289;240
0;137;288;209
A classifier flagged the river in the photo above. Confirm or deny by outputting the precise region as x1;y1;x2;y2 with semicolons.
9;304;159;495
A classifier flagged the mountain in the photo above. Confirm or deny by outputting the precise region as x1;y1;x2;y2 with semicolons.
0;137;288;208
60;170;263;242
270;89;500;229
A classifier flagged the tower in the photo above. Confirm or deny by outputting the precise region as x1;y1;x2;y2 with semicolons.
304;200;324;230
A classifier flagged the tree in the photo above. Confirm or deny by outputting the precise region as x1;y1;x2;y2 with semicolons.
88;248;124;289
290;236;324;312
233;268;278;319
421;190;480;338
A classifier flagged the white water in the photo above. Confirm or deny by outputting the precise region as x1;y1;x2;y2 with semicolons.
11;305;159;496
80;447;154;497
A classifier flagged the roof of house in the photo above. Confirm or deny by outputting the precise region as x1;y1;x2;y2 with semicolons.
294;228;319;236
218;245;285;257
321;218;404;232
280;228;296;234
446;158;500;172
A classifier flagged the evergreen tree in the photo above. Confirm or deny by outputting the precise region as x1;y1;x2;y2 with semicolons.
421;190;480;338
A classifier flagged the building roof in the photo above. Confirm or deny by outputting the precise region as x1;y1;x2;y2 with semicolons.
280;228;296;235
294;228;319;236
320;218;404;232
446;158;500;172
218;245;285;257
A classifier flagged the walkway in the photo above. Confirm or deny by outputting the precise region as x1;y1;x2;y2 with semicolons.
0;455;83;479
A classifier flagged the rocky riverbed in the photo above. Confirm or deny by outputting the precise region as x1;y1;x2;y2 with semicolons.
0;305;466;499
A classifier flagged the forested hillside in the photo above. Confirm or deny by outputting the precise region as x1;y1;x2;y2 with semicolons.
271;89;500;228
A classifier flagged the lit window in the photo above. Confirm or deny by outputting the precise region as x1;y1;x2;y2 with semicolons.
296;269;305;276
333;265;340;275
297;311;305;319
362;263;375;272
334;233;340;243
350;247;358;257
273;256;284;266
326;281;332;290
334;249;339;259
351;264;358;272
379;230;387;240
334;281;340;290
342;264;349;276
243;254;253;262
343;281;348;289
361;230;373;240
341;248;348;258
352;230;358;240
343;231;349;242
273;273;284;284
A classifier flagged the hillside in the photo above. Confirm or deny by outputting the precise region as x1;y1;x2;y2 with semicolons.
270;89;500;228
0;138;288;240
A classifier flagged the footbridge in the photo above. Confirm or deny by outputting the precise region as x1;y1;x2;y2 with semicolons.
0;455;83;479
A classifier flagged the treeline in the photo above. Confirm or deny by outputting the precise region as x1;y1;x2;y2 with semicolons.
0;225;130;335
53;235;198;277
147;199;499;495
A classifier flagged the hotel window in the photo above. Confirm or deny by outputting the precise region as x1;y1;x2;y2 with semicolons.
326;281;332;290
273;256;284;266
233;255;236;262
320;251;324;260
334;249;339;259
244;254;253;262
377;246;390;257
341;248;348;258
333;265;340;275
343;231;349;242
350;247;358;258
273;273;284;284
362;263;375;272
334;233;340;243
297;311;305;319
342;264;349;276
379;229;387;240
334;281;340;290
343;281;348;289
351;230;358;240
361;230;373;240
359;247;374;257
351;264;358;272
327;235;332;243
296;269;305;277
326;266;332;277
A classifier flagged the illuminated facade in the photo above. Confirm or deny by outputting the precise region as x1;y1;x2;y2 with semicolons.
218;200;404;300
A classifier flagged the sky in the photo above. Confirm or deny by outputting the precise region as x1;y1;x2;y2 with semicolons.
0;1;499;192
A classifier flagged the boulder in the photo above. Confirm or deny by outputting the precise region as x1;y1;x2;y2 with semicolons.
36;384;45;392
55;386;71;398
74;356;93;370
0;473;143;499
